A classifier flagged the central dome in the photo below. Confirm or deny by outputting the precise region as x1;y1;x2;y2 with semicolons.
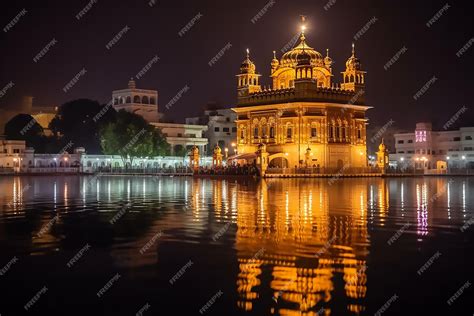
280;35;324;67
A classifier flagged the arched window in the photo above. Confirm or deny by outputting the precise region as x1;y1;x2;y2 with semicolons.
262;126;267;137
269;126;275;138
286;127;292;139
254;127;259;138
350;74;354;82
142;96;149;104
126;96;131;103
133;95;140;103
149;97;156;105
114;98;119;105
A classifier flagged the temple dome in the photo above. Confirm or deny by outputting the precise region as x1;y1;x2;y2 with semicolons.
280;35;323;67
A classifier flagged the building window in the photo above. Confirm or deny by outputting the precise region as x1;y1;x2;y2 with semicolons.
311;127;317;138
223;127;230;133
465;147;473;151
262;126;267;137
232;127;237;133
287;127;292;139
335;127;340;138
453;137;461;141
408;150;414;153
465;136;472;140
270;126;275;138
254;127;259;138
13;149;20;153
357;129;361;139
398;151;405;154
177;133;182;137
214;127;220;132
240;130;245;139
328;126;333;139
408;140;413;143
398;140;404;144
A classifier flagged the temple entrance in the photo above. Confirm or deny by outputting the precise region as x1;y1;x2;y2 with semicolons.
269;157;289;168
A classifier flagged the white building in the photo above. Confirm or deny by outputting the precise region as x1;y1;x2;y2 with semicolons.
112;79;159;122
150;122;208;155
112;80;209;155
186;108;237;155
389;122;474;171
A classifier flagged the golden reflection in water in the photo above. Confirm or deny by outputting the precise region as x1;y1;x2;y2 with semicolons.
228;179;377;315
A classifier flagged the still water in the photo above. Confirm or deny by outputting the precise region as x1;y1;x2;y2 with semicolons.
0;176;472;315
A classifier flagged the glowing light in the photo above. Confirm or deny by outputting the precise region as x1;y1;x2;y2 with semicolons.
461;155;466;160
446;156;450;160
400;157;404;161
301;25;306;33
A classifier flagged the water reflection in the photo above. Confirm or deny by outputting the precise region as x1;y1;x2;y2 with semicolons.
0;176;472;315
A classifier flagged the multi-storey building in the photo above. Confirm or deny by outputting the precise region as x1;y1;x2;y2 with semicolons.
232;22;370;169
389;122;474;170
186;107;237;155
112;79;159;122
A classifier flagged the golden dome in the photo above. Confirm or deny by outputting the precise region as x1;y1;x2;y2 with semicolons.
346;44;361;70
240;49;256;74
271;51;279;69
324;49;333;67
214;144;222;154
280;34;324;67
378;140;386;152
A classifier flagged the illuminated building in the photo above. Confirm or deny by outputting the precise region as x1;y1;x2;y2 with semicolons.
232;20;370;170
390;122;474;171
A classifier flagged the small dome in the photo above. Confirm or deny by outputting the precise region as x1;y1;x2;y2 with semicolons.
240;58;256;74
346;44;361;70
271;51;279;69
378;140;386;152
346;55;361;70
324;49;333;67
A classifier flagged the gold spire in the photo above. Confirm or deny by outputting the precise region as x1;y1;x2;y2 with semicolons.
352;43;355;57
326;48;329;57
300;15;307;42
246;48;250;59
273;50;276;59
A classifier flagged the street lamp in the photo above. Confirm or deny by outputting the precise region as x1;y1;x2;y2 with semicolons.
224;147;229;159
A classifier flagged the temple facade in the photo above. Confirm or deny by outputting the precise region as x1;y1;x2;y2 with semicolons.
232;23;371;170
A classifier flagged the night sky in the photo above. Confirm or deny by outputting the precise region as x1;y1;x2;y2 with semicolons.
1;0;473;129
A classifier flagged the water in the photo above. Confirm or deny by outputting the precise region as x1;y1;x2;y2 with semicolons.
0;176;472;315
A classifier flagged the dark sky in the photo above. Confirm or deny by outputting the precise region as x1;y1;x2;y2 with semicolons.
1;0;473;129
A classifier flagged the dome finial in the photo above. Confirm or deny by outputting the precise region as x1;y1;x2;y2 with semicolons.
246;48;250;59
273;50;276;59
326;48;329;57
300;15;307;42
352;42;355;56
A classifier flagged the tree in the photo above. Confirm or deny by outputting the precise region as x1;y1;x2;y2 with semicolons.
100;110;169;166
49;99;116;154
4;114;45;147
